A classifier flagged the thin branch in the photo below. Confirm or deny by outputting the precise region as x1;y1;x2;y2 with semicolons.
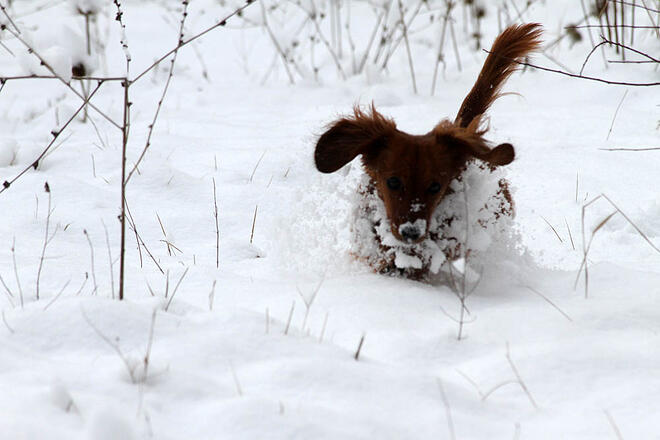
600;146;660;151
113;0;132;76
525;286;573;322
43;279;71;311
541;216;564;243
124;200;164;274
0;75;127;82
81;307;136;383
0;25;122;129
483;49;660;87
1;309;14;333
124;0;191;185
0;83;103;195
354;333;365;360
213;178;220;268
580;38;659;76
604;410;625;440
396;0;418;93
250;205;258;244
606;89;628;140
36;184;54;300
505;343;538;409
102;220;115;300
165;267;189;311
437;378;456;440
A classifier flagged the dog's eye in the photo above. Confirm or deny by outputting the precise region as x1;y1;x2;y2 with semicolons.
428;182;442;194
387;177;402;190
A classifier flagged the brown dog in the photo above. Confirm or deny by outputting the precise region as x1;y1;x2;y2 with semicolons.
314;24;542;278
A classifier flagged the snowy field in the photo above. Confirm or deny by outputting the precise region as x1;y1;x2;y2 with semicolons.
1;0;660;438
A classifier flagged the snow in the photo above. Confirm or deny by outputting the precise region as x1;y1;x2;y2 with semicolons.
1;0;660;439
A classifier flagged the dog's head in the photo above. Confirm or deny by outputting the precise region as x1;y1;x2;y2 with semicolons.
314;106;514;243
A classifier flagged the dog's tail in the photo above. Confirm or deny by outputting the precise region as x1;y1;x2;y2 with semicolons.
455;23;542;128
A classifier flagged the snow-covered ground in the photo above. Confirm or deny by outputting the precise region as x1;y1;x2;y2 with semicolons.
1;1;659;438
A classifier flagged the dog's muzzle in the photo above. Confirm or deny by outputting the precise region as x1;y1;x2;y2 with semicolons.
398;219;427;243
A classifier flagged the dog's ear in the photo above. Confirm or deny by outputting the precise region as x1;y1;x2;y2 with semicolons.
315;106;396;173
468;142;515;166
438;131;515;167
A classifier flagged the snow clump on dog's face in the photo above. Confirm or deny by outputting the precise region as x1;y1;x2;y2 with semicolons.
350;162;515;280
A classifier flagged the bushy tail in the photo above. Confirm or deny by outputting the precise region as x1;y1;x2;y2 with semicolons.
455;23;543;128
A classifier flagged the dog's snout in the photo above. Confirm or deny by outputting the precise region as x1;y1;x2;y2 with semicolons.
398;219;428;243
400;225;421;242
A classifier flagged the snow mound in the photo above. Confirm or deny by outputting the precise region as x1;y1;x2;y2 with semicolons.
268;158;524;282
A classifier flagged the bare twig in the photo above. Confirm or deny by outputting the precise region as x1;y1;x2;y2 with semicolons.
102;220;115;300
600;146;660;151
43;279;71;311
604;410;625;440
11;238;23;308
541;216;564;243
124;201;164;274
164;267;189;311
437;378;456;440
209;279;217;311
36;183;55;300
0;83;103;194
296;274;325;331
228;361;243;396
213;178;220;268
124;0;191;185
1;309;14;333
396;0;418;93
0;25;122;129
142;309;157;381
505;343;538;409
526;286;573;322
284;300;295;335
250;205;258;244
354;333;366;360
606;89;629;140
483;49;660;87
113;0;132;76
319;311;328;343
565;218;576;250
82;307;136;383
0;273;14;305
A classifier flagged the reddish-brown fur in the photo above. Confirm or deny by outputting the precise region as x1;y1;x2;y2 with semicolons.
315;24;542;253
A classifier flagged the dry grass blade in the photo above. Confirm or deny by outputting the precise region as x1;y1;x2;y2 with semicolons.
81;307;136;383
526;286;573;322
165;267;189;311
565;218;576;250
354;333;366;360
248;150;267;183
250;205;258;245
437;378;456;440
506;343;538;409
213;178;220;268
541;216;564;243
43;279;71;311
602;194;660;253
0;83;103;195
606;89;629;140
1;309;14;333
604;409;625;440
124;0;191;185
600;147;660;151
284;300;295;335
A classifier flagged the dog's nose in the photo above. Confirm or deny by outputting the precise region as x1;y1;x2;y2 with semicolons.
400;225;421;242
